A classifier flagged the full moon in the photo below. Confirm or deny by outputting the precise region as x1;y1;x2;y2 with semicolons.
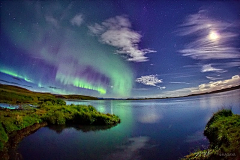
209;31;219;41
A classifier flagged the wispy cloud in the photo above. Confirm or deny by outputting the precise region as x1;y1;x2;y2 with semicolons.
206;76;222;81
160;75;240;97
178;10;240;60
201;64;226;73
215;61;240;68
159;86;166;90
70;14;84;27
191;75;240;93
136;74;162;86
88;15;156;62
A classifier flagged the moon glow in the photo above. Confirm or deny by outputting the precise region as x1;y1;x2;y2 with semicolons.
209;31;219;41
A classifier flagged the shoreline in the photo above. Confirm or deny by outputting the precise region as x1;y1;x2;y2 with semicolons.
0;122;47;159
1;83;239;102
0;101;121;159
182;109;240;160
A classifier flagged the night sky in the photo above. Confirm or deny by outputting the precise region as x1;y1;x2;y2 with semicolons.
1;1;240;98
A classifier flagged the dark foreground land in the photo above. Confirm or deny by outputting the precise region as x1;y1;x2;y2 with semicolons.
183;109;240;160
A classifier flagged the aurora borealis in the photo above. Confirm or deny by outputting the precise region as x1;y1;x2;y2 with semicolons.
1;1;240;98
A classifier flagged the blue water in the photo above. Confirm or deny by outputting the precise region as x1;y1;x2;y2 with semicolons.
18;89;240;160
0;103;36;109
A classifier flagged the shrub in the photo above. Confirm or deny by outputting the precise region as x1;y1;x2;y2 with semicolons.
45;101;53;106
206;109;233;128
74;112;94;124
54;111;66;125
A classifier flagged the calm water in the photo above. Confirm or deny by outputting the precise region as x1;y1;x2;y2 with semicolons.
18;89;240;160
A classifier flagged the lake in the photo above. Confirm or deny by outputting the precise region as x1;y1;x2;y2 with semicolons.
17;89;240;160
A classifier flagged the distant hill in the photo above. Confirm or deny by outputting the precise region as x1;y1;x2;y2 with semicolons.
1;83;239;103
55;94;98;100
0;83;31;93
125;85;240;100
184;85;240;97
0;84;98;104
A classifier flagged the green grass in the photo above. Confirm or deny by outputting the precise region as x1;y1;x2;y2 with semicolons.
0;83;119;158
40;104;120;125
204;109;240;153
0;102;120;152
182;109;240;160
0;84;98;105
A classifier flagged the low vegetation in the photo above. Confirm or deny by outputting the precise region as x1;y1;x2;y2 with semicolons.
0;99;120;153
0;84;98;105
182;109;240;160
0;83;120;156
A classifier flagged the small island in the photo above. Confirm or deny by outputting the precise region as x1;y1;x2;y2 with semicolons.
183;109;240;160
0;84;120;159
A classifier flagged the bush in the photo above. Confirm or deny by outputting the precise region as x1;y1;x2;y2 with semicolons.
54;111;66;125
206;109;233;128
73;112;94;124
183;109;240;159
45;101;53;106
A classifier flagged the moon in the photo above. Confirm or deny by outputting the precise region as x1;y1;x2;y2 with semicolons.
208;31;219;41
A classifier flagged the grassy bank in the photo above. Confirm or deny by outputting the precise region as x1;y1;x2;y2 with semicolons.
0;100;120;153
0;83;120;155
182;109;240;160
0;84;98;105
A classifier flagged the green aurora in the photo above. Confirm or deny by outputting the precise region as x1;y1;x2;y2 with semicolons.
1;2;134;97
0;68;33;83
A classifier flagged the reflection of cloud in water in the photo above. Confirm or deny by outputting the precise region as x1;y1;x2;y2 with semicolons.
138;114;162;123
137;103;163;124
105;136;150;160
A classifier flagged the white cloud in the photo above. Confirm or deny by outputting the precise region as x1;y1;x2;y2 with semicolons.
192;75;240;93
206;76;222;81
201;64;225;73
159;86;166;90
70;14;84;27
88;23;104;34
88;15;156;62
161;75;240;97
178;10;240;60
136;75;162;86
